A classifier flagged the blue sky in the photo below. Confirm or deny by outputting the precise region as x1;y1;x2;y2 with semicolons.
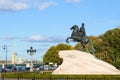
0;0;120;61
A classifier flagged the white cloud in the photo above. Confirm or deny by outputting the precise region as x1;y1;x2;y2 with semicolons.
66;0;81;3
27;35;46;42
0;0;83;12
0;0;30;11
0;35;64;42
1;35;16;40
39;2;56;10
34;0;57;10
26;35;64;42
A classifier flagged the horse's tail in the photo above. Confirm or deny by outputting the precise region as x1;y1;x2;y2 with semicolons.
88;39;96;55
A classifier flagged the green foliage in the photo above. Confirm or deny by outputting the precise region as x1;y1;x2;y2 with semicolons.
1;72;51;78
102;29;120;55
43;43;74;65
74;43;82;50
103;29;120;49
101;28;120;65
1;72;120;80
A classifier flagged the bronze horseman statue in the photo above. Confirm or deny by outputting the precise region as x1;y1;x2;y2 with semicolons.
66;23;95;55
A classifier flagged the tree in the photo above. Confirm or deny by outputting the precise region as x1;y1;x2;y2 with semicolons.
43;43;74;65
102;28;120;64
102;28;120;50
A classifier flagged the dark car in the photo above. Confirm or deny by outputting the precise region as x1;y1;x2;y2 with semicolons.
5;66;12;72
25;67;30;71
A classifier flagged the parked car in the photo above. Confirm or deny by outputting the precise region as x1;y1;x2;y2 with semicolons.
0;67;3;72
39;66;44;70
5;66;13;72
50;66;58;70
39;65;50;70
15;66;26;71
44;65;49;70
25;67;30;71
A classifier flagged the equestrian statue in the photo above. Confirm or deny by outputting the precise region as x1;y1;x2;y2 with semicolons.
66;23;95;55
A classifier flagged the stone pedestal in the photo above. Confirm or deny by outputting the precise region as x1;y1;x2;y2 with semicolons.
52;50;120;75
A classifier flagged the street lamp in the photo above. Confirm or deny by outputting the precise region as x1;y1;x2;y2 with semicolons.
27;46;36;71
3;45;7;66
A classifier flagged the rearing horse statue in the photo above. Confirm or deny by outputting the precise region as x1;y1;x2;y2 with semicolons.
66;23;95;55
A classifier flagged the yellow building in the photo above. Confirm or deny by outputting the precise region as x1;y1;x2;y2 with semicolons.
12;52;17;64
12;44;17;64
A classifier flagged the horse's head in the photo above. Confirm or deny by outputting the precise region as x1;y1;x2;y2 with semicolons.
70;25;79;32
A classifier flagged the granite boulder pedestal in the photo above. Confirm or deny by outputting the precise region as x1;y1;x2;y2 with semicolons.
52;50;120;75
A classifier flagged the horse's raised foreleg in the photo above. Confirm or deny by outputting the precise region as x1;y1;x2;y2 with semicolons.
66;37;72;44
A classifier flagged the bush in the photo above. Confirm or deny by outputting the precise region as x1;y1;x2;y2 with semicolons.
1;72;120;80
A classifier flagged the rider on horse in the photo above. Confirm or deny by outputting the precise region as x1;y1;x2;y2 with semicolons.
66;23;95;55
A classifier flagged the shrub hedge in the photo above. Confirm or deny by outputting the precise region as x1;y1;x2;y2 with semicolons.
1;72;120;80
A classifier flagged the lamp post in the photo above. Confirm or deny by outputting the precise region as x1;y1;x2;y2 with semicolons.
3;45;7;66
27;46;36;71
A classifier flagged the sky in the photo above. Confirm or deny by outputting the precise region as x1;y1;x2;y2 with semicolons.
0;0;120;61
